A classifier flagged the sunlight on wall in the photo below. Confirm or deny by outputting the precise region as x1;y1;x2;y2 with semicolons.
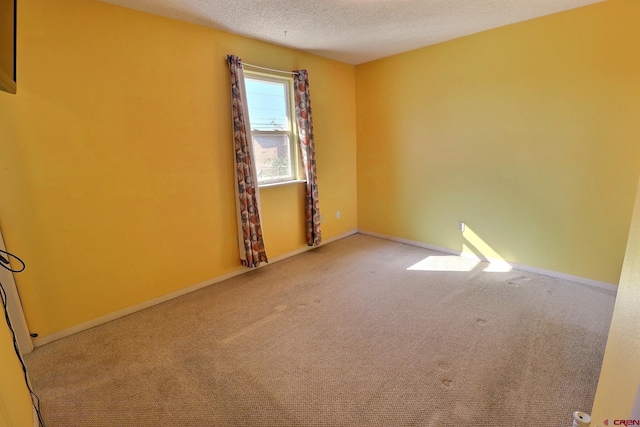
356;0;640;285
407;255;480;272
462;226;512;272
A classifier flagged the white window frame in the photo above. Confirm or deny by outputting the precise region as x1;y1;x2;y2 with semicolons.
244;71;301;186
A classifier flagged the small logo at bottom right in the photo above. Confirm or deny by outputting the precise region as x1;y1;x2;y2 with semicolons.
603;419;640;426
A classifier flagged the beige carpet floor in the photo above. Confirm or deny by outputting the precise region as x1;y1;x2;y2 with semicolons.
24;234;616;426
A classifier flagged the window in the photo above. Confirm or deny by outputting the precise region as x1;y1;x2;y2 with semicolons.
244;72;299;185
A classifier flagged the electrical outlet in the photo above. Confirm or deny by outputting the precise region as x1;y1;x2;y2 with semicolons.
320;214;325;222
336;210;341;219
458;221;465;232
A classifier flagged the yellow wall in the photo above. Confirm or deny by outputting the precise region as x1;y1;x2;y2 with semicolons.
591;171;640;423
260;183;307;258
0;324;33;427
0;0;357;339
1;0;639;424
356;0;640;284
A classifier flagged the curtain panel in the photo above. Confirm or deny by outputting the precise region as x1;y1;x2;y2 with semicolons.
227;55;268;268
293;70;322;246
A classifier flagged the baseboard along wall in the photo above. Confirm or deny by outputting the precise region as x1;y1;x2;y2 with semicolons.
357;229;618;292
33;229;359;347
34;227;615;347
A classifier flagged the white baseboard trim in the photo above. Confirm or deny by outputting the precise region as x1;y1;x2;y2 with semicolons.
357;229;618;292
321;229;359;245
504;260;618;292
32;268;248;347
33;229;359;347
266;229;359;263
358;229;461;256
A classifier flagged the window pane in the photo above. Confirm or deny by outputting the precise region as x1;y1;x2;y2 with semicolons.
252;134;292;182
245;78;289;131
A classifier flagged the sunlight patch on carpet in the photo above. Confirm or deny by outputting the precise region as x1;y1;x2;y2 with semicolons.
407;256;480;272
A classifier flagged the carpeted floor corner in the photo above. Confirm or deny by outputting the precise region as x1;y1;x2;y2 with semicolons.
24;234;616;426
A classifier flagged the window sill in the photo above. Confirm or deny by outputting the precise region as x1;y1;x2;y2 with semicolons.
259;179;307;189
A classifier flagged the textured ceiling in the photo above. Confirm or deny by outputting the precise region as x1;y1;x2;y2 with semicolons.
97;0;605;65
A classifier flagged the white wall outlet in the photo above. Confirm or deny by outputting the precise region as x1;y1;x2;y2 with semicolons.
336;210;341;219
320;214;325;222
458;221;465;232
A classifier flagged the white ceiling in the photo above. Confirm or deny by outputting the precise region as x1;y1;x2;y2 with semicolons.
97;0;605;65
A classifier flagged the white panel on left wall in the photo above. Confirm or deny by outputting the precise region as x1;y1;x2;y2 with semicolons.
0;229;33;355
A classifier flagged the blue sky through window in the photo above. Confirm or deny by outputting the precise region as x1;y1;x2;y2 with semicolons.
245;78;288;131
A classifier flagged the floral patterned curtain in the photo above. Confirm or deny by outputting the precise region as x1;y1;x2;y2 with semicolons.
227;55;268;268
293;70;322;246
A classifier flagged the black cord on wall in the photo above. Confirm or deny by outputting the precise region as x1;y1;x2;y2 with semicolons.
0;249;46;427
